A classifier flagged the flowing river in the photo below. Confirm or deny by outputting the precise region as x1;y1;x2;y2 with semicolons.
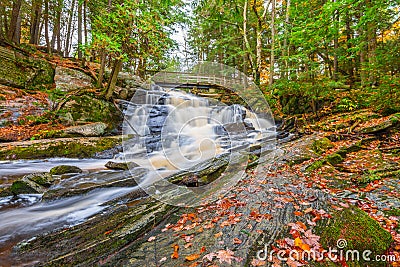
0;87;276;257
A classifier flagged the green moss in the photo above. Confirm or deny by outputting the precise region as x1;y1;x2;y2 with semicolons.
305;159;326;172
10;180;38;194
26;173;54;187
50;165;83;175
318;207;392;265
312;137;334;154
326;153;344;165
337;141;364;157
0;137;121;160
64;95;120;124
383;208;400;217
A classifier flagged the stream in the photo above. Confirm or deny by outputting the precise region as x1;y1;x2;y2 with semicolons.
0;87;276;258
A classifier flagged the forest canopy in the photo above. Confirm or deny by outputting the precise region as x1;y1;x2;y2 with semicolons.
0;0;399;114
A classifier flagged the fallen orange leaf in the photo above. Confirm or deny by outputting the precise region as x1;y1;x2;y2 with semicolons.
233;238;243;244
185;253;200;261
214;231;223;238
171;244;179;259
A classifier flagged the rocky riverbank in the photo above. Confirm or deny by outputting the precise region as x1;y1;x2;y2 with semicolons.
2;114;400;266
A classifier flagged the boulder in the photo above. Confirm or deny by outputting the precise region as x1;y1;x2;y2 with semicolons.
62;95;120;124
105;161;139;170
0;46;55;89
64;122;108;137
24;172;54;187
54;66;93;91
50;165;83;175
356;114;399;134
0;187;13;197
10;172;53;195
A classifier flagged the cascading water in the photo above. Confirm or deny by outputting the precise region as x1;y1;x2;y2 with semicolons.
121;88;273;172
0;86;275;254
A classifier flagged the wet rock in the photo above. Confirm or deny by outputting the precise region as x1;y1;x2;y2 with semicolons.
0;187;13;197
181;175;199;187
10;173;50;195
43;168;147;200
105;161;139;170
54;66;93;91
24;172;54;187
0;136;121;160
50;165;83;175
64;122;108;137
94;145;123;159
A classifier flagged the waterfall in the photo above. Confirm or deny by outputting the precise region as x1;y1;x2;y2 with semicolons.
122;88;274;172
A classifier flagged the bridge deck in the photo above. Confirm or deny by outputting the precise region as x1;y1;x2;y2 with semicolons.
152;71;247;89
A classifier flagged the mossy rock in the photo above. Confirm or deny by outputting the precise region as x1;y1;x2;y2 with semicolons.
305;159;326;172
0;137;121;160
312;137;334;155
50;165;83;175
104;161;138;170
318;206;393;266
10;179;45;195
0;46;55;89
62;95;120;125
25;172;54;187
326;153;344;165
0;187;13;197
383;208;400;217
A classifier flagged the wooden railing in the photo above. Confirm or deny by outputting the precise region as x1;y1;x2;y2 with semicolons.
152;71;246;88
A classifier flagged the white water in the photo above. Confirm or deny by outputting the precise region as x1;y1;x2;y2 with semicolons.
0;88;275;250
123;89;273;173
0;187;136;248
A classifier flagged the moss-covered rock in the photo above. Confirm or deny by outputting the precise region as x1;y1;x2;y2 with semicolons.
62;95;120;125
0;187;13;197
54;66;93;91
0;46;55;89
105;161;139;170
312;137;334;155
0;136;122;160
326;153;344;165
318;207;393;263
305;159;326;172
10;177;46;195
25;172;54;187
50;165;83;175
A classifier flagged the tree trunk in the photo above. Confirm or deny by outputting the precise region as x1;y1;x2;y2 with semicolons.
0;3;6;40
83;0;88;45
29;0;43;45
269;0;276;86
333;0;339;81
51;0;62;52
8;0;22;44
283;0;290;79
44;0;50;52
97;50;106;88
345;10;354;86
243;0;255;82
77;2;83;59
105;59;122;100
64;0;76;57
366;0;377;85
